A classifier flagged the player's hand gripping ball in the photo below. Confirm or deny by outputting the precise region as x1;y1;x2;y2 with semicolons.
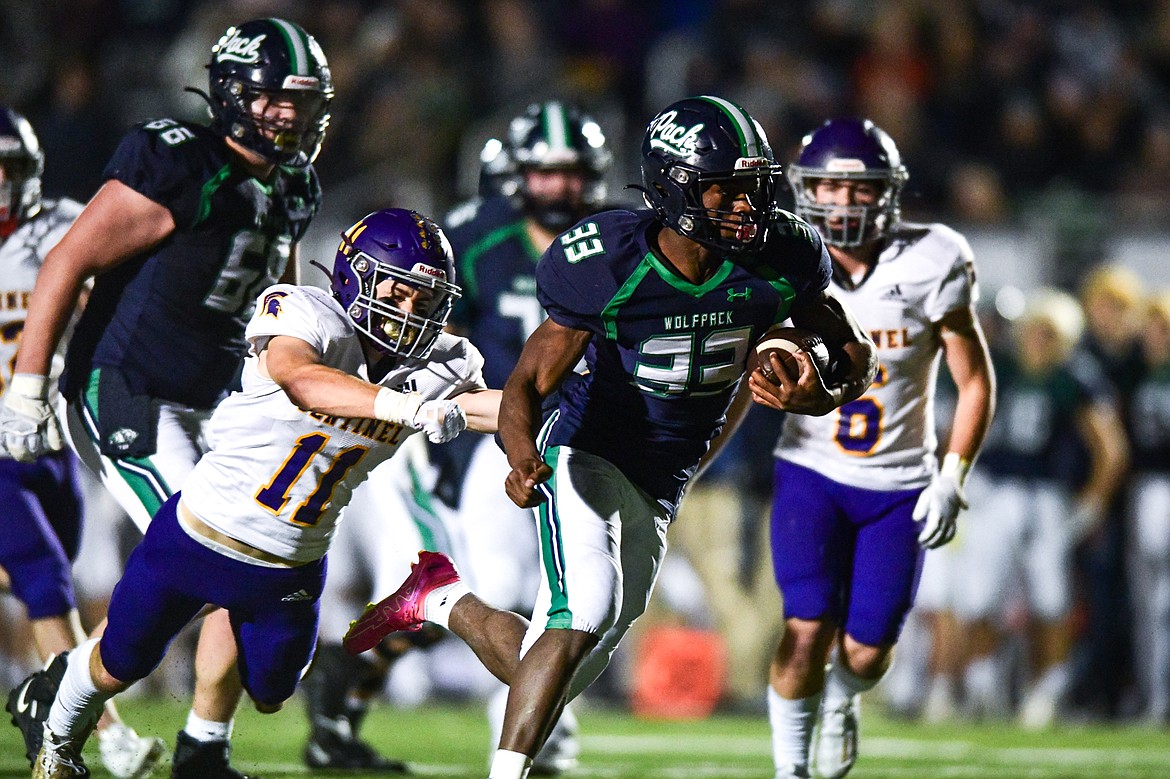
755;326;831;383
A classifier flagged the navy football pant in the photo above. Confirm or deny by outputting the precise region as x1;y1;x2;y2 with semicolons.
770;459;924;647
0;450;83;619
100;494;325;706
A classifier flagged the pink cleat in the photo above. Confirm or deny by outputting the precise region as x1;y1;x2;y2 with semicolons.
342;551;461;655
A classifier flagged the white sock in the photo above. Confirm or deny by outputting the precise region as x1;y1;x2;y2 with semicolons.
767;685;820;776
423;581;471;629
46;638;109;742
964;655;1004;712
1035;662;1071;698
824;647;878;708
488;748;532;779
183;711;233;742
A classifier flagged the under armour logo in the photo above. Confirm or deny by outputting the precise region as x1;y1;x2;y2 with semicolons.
727;288;752;302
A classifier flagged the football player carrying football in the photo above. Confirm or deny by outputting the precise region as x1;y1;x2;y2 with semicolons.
342;95;876;779
306;100;610;775
764;119;995;779
29;207;495;779
0;107;167;779
0;18;332;779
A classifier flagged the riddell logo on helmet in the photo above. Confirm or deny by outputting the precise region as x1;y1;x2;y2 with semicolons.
648;111;704;157
411;263;446;280
282;75;320;90
214;30;266;64
826;159;868;172
735;157;769;169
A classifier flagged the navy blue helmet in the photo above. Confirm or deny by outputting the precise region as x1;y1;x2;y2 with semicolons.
329;208;460;359
787;118;907;247
205;18;333;167
0;107;44;237
489;101;612;231
640;95;781;254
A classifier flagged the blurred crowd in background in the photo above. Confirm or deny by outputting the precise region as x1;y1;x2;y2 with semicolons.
2;0;1169;729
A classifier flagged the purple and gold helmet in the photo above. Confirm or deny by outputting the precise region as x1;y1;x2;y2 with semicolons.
330;208;460;359
787;118;908;247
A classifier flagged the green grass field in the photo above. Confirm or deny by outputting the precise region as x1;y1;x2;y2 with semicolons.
3;696;1168;778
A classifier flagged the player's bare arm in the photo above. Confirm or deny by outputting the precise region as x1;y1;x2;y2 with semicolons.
938;305;996;461
1073;399;1130;536
452;388;502;434
279;242;301;285
749;288;877;416
16;180;175;376
499;317;591;508
259;334;384;419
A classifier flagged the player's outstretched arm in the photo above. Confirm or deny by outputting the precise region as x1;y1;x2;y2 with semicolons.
453;388;502;434
260;334;465;443
16;179;175;378
499;317;591;508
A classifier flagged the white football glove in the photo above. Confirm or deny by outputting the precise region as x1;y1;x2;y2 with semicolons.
0;374;65;462
412;399;466;444
913;454;970;549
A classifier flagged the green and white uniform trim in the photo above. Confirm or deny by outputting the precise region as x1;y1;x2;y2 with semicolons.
267;17;314;75
696;95;765;157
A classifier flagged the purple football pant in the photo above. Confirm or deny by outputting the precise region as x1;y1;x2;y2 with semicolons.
770;459;924;647
0;450;83;619
100;493;325;706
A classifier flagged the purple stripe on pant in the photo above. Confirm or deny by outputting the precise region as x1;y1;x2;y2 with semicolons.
100;493;325;706
770;459;925;647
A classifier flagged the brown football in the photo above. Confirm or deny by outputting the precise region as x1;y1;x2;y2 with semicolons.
755;325;832;383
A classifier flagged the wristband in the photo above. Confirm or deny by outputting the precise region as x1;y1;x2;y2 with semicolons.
940;452;972;486
11;373;53;401
373;387;424;425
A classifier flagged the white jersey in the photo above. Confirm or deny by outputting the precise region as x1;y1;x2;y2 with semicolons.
775;222;977;490
181;284;486;563
0;199;84;385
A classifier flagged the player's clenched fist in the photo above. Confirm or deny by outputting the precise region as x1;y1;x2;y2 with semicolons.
505;456;552;508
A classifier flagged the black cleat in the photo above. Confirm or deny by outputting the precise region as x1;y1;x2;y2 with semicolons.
303;719;409;773
7;652;69;766
171;730;257;779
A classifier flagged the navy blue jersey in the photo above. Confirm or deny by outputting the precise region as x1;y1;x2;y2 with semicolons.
63;119;320;408
980;349;1114;484
1131;363;1170;475
443;195;541;389
538;208;830;510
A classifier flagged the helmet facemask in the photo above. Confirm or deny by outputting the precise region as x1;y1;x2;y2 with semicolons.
0;111;44;237
327;209;461;361
343;251;459;360
218;81;330;166
788;168;904;248
674;165;777;253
